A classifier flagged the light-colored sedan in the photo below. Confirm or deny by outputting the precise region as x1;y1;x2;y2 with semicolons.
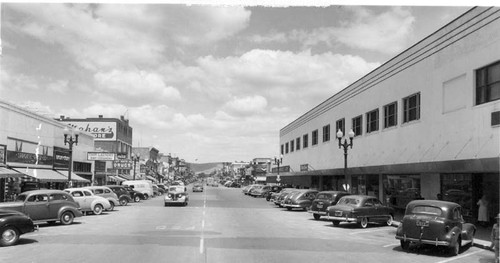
84;186;120;210
64;188;112;215
164;186;189;206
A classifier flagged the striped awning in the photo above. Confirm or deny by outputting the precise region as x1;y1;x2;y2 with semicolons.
146;175;158;183
118;174;133;180
108;175;125;182
55;170;90;183
18;168;68;182
0;167;26;179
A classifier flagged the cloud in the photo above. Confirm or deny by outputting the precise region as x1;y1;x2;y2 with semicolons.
224;96;268;116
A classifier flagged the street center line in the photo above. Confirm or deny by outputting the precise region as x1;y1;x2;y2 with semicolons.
199;186;207;254
435;250;482;263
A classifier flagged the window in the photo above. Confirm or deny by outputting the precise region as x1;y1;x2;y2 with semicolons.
290;140;294;152
403;93;420;123
281;144;284;155
384;102;398;128
366;108;379;133
303;134;309;148
312;130;318;145
322;124;330;142
285;142;289;154
476;61;500;105
352;115;362;136
296;137;301;150
336;118;345;137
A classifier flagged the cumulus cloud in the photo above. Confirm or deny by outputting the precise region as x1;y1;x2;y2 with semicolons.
224;96;268;116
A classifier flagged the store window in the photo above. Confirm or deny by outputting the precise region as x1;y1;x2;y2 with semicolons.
352;115;362;136
383;174;421;209
476;61;500;105
441;173;473;218
351;175;379;197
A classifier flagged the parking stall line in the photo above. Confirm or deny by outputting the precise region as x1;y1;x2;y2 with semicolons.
383;243;399;247
435;250;482;263
349;227;393;235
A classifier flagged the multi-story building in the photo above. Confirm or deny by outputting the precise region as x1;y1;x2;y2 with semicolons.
132;147;161;183
273;7;500;222
0;99;92;201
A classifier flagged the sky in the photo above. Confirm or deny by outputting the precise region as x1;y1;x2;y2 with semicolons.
0;2;479;163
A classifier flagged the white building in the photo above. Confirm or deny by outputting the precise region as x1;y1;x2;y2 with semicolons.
273;7;500;222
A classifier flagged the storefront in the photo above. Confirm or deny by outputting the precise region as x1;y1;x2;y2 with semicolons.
383;174;422;210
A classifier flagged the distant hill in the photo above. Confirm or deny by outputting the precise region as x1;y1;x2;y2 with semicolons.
189;162;223;175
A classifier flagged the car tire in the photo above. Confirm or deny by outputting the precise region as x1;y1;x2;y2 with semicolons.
107;202;115;211
144;194;149;200
0;226;20;247
313;214;321;220
450;238;461;256
93;204;104;215
286;207;292;211
386;215;394;226
134;196;141;202
332;221;340;227
119;198;128;206
400;240;409;251
60;211;75;225
360;217;368;228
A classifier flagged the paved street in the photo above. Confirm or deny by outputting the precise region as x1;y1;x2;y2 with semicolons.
0;186;496;263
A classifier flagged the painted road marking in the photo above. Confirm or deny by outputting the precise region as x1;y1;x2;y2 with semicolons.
383;243;399;247
349;227;392;235
200;187;207;254
435;250;482;263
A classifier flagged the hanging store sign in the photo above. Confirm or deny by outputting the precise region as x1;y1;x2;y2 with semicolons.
300;164;309;171
113;160;133;169
87;152;116;161
65;122;116;141
53;147;70;169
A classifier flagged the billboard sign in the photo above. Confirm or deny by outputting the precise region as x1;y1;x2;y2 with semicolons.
65;122;116;141
87;152;116;161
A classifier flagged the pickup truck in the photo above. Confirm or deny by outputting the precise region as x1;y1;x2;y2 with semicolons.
0;189;83;225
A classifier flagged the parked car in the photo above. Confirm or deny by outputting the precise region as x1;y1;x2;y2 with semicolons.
156;184;167;195
248;185;265;197
84;186;120;210
309;191;351;220
264;185;283;201
242;184;259;195
164;186;189;206
273;188;296;206
280;190;304;208
152;185;161;197
122;185;145;202
283;189;319;211
0;209;37;247
105;185;132;206
122;180;154;200
64;188;112;215
395;200;476;256
326;195;395;228
192;183;204;192
0;189;82;225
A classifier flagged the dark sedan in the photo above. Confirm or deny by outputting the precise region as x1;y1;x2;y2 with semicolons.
122;185;145;202
283;189;319;211
326;195;395;228
395;200;476;256
309;191;351;220
0;209;37;246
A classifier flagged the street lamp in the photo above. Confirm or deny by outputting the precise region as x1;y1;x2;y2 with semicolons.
131;153;140;180
63;127;79;188
336;129;355;192
274;154;283;184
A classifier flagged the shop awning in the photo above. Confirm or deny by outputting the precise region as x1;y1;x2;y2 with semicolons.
108;175;125;183
118;174;133;180
55;170;91;183
18;168;68;182
0;166;27;179
146;175;158;183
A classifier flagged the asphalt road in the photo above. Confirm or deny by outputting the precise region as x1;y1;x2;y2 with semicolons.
0;186;496;263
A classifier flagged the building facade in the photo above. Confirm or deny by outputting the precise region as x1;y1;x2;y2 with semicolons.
273;7;500;222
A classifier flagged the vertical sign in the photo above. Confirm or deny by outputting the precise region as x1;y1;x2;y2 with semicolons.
0;144;6;164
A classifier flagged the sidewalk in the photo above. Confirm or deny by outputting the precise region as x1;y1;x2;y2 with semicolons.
393;211;494;251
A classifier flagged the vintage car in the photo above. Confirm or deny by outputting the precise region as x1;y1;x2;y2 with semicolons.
280;190;304;207
84;186;120;210
164;186;189;206
122;185;145;202
273;188;296;206
248;185;265;197
154;184;166;195
395;200;476;256
64;188;112;215
326;195;395;228
309;191;351;220
0;189;82;225
105;185;133;206
0;209;37;247
283;189;319;211
264;185;283;201
242;184;259;195
192;183;204;192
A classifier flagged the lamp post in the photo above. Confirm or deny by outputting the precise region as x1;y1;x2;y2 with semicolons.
336;129;354;192
131;153;140;180
63;127;79;188
274;154;283;184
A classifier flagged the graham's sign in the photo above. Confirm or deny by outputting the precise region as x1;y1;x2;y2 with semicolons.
66;122;116;141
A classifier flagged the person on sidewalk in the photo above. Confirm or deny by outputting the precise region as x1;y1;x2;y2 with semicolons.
477;195;490;227
491;214;499;263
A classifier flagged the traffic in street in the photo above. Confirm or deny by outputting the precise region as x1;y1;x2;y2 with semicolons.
0;184;494;263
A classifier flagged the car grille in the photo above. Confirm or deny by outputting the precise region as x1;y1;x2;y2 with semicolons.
335;211;343;216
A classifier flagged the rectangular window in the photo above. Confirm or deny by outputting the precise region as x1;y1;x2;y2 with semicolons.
303;134;309;148
403;93;421;123
312;129;318;145
352;115;362;136
322;124;330;142
296;137;301;150
290;140;294;152
366;108;379;133
281;144;284;155
384;102;398;128
285;142;289;154
336;118;345;137
476;61;500;105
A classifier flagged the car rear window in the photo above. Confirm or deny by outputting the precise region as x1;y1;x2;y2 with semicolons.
411;206;442;216
316;193;332;200
337;197;360;206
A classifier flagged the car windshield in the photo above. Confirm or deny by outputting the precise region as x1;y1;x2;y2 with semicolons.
337;197;360;206
411;206;442;216
15;194;27;202
316;193;332;199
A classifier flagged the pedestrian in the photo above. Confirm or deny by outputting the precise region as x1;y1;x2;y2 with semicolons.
477;195;490;227
491;214;499;263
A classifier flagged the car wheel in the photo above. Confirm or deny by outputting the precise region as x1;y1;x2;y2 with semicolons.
60;211;75;225
400;240;409;251
144;194;149;200
313;214;321;220
332;221;340;227
119;198;128;206
360;217;368;228
0;226;20;247
266;197;270;201
93;204;104;215
286;207;292;211
134;196;141;202
107;202;115;211
450;238;461;256
386;215;394;226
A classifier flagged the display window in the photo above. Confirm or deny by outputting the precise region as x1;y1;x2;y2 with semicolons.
383;174;422;209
